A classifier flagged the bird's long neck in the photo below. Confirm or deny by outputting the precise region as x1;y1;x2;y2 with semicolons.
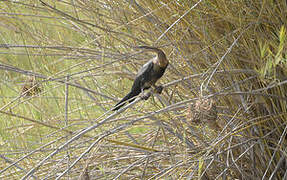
155;50;168;68
135;46;168;68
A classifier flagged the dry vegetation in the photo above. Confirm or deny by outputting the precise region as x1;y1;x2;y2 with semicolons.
0;0;287;179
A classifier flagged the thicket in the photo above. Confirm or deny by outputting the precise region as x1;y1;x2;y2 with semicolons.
0;0;286;179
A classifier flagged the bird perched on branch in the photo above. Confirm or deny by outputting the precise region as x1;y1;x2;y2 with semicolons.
113;46;168;111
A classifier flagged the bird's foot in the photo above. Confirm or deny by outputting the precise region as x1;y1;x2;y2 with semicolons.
141;91;152;100
154;85;163;94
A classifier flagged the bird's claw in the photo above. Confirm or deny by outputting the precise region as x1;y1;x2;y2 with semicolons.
155;86;163;94
141;92;151;100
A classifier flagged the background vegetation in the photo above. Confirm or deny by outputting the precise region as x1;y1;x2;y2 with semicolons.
0;0;287;179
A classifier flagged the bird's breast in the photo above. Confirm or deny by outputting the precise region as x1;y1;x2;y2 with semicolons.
152;64;166;78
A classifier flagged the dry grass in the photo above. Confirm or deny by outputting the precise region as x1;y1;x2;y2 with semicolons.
0;0;287;179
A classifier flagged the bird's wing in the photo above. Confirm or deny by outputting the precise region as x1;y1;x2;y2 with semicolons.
137;60;154;83
135;60;154;79
130;60;154;91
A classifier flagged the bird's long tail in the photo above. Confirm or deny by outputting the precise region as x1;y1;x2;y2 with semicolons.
113;91;139;111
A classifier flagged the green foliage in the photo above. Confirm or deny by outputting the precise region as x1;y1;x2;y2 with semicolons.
259;26;287;80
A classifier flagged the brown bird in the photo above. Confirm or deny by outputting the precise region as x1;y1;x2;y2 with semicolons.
113;46;168;111
21;76;42;97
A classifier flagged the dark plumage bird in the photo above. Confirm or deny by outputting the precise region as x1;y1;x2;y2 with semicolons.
113;46;168;111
